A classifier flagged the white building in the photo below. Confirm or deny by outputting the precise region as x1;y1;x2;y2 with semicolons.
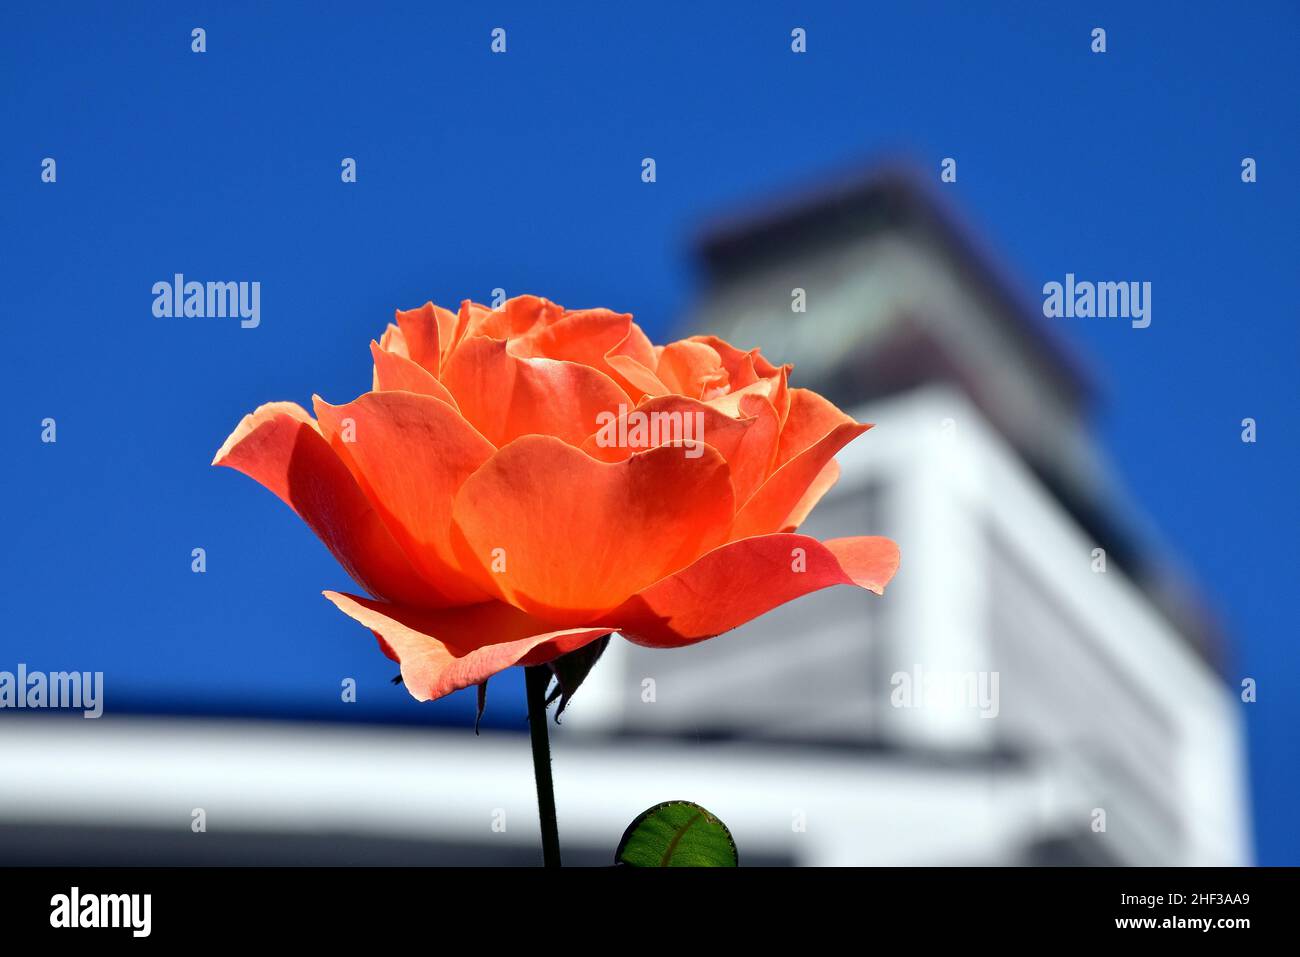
565;169;1250;865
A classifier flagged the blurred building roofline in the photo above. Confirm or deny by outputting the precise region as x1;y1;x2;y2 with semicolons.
692;160;1097;407
684;163;1231;675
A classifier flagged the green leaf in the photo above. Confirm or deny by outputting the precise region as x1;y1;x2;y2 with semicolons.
545;633;611;720
615;800;738;867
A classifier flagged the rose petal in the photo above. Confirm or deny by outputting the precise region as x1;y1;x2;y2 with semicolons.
447;299;494;353
600;533;899;647
313;391;496;605
708;364;791;427
782;459;841;531
729;420;869;540
726;351;760;391
508;307;630;365
688;334;779;383
212;402;440;606
394;302;457;375
495;304;667;403
370;341;460;408
776;387;859;467
579;393;779;505
451;435;735;623
656;339;730;399
378;322;408;358
606;323;670;399
324;591;610;703
440;335;628;447
454;295;565;345
505;307;660;400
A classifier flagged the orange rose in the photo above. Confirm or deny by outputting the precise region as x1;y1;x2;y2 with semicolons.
214;296;898;702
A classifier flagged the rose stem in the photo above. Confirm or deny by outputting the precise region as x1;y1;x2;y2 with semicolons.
524;664;562;868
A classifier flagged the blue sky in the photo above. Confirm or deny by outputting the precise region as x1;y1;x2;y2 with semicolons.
2;2;1296;863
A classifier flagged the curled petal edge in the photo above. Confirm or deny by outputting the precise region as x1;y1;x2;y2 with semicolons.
597;533;899;648
324;591;611;703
